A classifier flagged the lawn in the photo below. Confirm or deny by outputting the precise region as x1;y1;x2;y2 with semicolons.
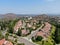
33;25;56;45
35;41;42;45
51;25;56;36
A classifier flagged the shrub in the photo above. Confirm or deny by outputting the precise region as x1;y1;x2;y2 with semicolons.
36;36;43;41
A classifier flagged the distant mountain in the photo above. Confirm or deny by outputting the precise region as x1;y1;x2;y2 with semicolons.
33;14;50;21
0;13;60;20
0;13;19;21
4;13;17;18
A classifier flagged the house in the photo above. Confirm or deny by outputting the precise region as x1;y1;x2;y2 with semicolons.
28;17;32;20
0;39;13;45
14;20;22;33
21;29;29;36
36;22;51;39
27;23;32;28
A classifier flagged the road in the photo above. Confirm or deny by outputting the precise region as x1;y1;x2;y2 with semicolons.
2;22;44;45
17;24;44;45
17;37;36;45
27;24;44;39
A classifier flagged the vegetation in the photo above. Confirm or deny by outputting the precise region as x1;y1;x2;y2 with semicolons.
0;31;4;40
32;36;43;42
0;15;60;45
8;27;13;33
36;36;43;41
32;25;56;45
40;25;56;45
51;25;56;39
49;19;60;44
16;28;21;36
5;32;9;40
7;18;20;33
55;27;60;44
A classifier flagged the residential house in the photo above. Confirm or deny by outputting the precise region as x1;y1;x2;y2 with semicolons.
14;20;22;33
36;22;51;39
0;39;13;45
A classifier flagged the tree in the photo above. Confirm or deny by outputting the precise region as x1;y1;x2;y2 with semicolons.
17;28;21;36
55;28;60;44
36;36;43;41
8;27;13;33
15;39;17;43
32;37;36;42
5;32;9;40
0;31;4;39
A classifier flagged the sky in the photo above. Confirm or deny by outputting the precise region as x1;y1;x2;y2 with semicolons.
0;0;60;14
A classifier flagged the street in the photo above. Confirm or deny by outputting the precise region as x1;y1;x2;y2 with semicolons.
27;24;44;39
17;37;36;45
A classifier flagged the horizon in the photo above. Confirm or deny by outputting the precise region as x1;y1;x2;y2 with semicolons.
0;13;60;16
0;0;60;14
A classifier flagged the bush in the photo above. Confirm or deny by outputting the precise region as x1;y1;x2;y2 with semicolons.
8;27;13;33
36;36;43;41
32;36;43;42
32;37;36;42
0;31;4;40
16;28;21;36
5;32;9;40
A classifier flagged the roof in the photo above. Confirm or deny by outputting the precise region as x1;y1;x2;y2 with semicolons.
21;30;29;35
0;39;5;45
36;22;51;38
0;39;13;45
14;20;22;32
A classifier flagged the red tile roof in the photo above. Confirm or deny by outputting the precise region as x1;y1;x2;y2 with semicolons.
0;39;5;45
0;39;13;45
21;30;29;35
14;20;22;32
36;22;51;38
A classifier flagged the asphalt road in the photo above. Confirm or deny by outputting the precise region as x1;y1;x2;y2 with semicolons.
2;23;44;45
27;24;44;39
16;24;44;45
17;37;36;45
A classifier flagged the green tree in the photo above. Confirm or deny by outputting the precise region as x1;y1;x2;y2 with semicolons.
5;32;9;40
8;27;13;33
32;37;36;42
54;27;60;44
0;31;4;39
36;36;43;41
17;28;21;36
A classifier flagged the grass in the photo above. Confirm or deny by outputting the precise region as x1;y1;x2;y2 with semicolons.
43;25;56;45
51;25;56;36
33;25;56;45
35;41;42;45
44;41;52;45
